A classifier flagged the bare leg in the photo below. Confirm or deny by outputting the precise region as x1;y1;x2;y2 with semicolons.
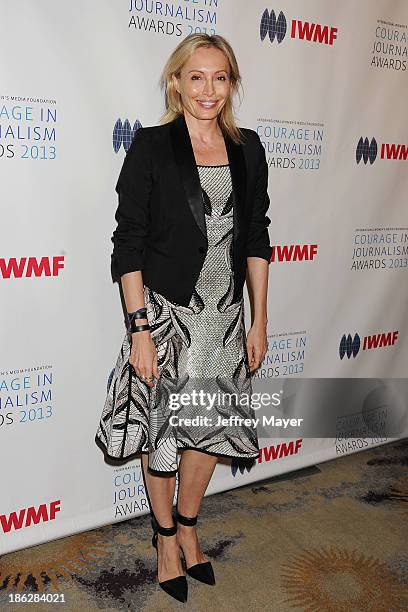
176;450;218;568
141;454;183;582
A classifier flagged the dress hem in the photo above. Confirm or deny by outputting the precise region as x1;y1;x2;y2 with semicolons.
95;434;260;473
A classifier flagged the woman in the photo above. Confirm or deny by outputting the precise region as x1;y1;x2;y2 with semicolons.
95;33;272;603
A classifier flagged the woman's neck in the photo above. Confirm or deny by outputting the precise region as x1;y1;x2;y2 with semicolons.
183;110;223;144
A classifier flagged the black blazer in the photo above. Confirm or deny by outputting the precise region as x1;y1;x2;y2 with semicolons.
111;113;272;306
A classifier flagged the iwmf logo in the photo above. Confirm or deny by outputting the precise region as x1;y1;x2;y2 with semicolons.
113;118;142;153
260;9;337;46
339;331;399;359
0;256;64;279
356;137;408;165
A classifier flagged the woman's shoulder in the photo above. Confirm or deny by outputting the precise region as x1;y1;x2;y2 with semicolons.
237;126;261;145
238;125;257;137
126;122;171;158
136;121;172;138
237;127;263;159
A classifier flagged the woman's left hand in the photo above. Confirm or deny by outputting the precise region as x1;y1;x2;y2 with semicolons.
246;323;268;373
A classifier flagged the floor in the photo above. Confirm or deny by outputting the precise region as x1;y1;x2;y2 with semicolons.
1;439;407;611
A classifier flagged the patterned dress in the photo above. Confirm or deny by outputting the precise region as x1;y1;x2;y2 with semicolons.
95;164;260;472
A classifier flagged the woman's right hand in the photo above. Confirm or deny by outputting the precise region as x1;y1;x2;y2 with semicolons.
129;321;160;388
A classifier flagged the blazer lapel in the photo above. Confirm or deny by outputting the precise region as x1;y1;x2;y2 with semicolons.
169;113;247;243
170;114;206;238
225;133;247;243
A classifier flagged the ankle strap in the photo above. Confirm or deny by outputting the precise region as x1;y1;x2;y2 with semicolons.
157;524;177;536
176;511;198;526
152;515;177;536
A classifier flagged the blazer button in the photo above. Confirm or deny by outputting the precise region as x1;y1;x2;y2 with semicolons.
198;247;206;254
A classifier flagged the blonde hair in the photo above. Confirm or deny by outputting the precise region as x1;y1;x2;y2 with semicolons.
159;33;243;144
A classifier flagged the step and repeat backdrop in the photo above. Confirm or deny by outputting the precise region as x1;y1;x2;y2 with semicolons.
1;0;408;555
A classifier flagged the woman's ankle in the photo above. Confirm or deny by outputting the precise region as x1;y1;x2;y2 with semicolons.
157;532;178;544
177;523;196;533
177;524;198;545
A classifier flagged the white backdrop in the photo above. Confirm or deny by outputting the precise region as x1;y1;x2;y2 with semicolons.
1;0;407;555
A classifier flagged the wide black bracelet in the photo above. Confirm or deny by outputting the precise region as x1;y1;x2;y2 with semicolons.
128;307;147;320
129;323;151;334
127;307;148;333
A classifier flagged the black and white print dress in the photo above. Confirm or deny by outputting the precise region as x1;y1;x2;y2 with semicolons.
95;164;260;473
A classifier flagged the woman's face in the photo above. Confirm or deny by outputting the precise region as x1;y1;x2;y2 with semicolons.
173;46;232;121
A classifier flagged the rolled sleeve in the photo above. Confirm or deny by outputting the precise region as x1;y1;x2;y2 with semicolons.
110;127;153;282
246;134;272;263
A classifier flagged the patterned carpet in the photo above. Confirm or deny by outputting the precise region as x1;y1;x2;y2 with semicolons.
1;439;407;611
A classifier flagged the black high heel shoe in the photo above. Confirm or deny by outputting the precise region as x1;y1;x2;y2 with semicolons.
176;511;215;586
151;515;188;603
